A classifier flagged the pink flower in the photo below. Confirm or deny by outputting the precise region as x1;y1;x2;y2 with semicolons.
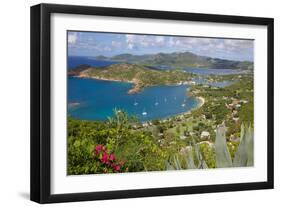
101;152;108;163
114;165;121;172
95;145;103;155
96;145;103;151
109;154;116;161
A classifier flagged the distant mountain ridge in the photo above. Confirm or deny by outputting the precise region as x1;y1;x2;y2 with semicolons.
95;51;253;70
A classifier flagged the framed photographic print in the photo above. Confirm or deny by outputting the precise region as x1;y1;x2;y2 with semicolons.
30;3;274;203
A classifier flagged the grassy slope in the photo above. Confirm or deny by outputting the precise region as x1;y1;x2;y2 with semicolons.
77;63;195;88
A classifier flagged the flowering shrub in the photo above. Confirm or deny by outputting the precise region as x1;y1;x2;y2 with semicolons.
93;144;127;173
67;112;167;175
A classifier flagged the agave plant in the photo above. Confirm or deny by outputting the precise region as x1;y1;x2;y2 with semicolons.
215;124;233;168
166;123;254;170
166;142;208;170
233;123;254;167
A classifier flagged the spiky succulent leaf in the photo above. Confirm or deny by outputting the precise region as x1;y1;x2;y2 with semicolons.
233;125;254;167
185;147;197;169
166;161;175;171
215;126;233;168
233;124;247;167
195;144;208;169
173;155;182;170
246;126;254;166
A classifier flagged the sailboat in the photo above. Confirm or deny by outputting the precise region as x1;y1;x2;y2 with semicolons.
142;108;147;116
164;97;167;103
154;97;159;106
181;98;186;107
133;99;138;106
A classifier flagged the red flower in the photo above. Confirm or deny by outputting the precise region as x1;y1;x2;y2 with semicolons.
93;145;125;173
114;165;121;172
101;152;108;163
109;154;116;161
95;145;104;155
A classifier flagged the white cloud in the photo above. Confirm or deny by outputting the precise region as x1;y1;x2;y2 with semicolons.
125;34;168;49
125;34;138;49
168;37;199;48
68;33;111;52
68;33;77;44
127;43;134;50
68;31;253;61
223;39;253;50
111;41;122;48
155;36;165;43
216;43;225;49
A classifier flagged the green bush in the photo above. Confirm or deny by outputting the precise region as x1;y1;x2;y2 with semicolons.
67;110;167;174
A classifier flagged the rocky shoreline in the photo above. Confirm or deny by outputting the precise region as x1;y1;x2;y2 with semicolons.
73;73;149;94
75;72;143;94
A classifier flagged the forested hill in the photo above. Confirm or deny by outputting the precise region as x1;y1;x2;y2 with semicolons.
95;51;253;70
68;63;195;94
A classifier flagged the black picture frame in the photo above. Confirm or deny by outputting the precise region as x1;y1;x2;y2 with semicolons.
30;3;274;204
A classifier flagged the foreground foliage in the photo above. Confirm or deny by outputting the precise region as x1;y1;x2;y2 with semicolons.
68;109;167;175
68;107;253;175
166;123;254;170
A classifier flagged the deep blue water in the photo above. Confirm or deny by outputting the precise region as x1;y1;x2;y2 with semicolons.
184;68;245;75
67;57;238;121
68;56;118;69
68;77;199;121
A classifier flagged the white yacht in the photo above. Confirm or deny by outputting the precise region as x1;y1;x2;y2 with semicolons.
134;99;138;106
142;109;147;116
155;98;159;106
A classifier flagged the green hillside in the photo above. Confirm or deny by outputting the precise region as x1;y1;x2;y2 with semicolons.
68;63;195;93
96;51;253;70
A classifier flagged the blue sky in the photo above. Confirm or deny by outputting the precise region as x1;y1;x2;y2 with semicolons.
68;31;254;61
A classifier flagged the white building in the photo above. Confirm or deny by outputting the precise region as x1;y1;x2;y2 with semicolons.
200;131;210;139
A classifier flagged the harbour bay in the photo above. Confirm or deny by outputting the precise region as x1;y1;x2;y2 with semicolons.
68;77;199;121
67;57;239;122
66;32;254;175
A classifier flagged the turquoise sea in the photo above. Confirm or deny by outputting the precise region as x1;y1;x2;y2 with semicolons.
68;77;198;121
67;57;240;121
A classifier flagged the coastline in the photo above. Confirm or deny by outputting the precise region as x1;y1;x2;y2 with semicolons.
143;95;205;123
196;96;205;108
176;96;205;118
70;74;206;122
74;74;142;94
138;95;205;125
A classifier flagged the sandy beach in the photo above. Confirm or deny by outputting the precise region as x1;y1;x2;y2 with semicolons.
197;96;205;108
